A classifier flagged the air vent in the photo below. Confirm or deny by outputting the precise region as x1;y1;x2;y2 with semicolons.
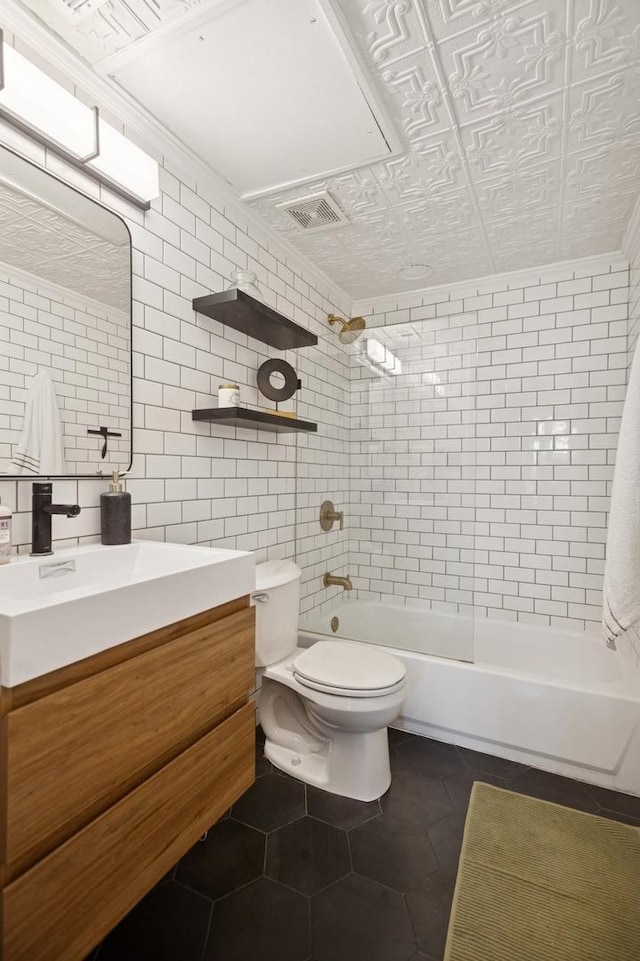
50;0;111;19
278;192;349;232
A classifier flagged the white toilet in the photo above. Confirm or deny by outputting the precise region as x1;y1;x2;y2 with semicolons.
254;560;406;801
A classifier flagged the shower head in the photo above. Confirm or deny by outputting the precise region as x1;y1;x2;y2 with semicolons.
327;313;366;345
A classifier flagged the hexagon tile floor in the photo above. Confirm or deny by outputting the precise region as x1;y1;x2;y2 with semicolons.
86;727;640;961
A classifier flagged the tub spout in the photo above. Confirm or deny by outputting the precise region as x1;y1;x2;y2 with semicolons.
323;572;353;591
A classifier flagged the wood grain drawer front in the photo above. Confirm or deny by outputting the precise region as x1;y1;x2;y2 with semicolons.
3;605;255;881
2;701;255;961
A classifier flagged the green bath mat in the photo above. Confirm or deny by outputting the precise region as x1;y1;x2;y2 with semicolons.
445;782;640;961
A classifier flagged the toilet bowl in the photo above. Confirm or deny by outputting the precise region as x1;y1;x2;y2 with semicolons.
254;560;406;801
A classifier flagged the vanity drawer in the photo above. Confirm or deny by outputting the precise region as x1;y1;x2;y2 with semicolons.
1;700;255;961
2;604;255;881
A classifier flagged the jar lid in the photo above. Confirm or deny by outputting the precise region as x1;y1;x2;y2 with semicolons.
219;383;239;389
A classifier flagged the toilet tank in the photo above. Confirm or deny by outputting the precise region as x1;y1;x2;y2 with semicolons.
253;560;302;667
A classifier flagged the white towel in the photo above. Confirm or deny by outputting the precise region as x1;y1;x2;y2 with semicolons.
9;370;65;475
603;344;640;652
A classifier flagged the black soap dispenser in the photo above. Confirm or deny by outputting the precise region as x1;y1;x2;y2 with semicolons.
101;470;131;545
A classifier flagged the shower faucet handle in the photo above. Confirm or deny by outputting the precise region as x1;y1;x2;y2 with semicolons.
320;500;344;532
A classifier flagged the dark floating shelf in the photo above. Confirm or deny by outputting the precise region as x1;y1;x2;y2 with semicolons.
192;407;318;434
192;289;318;350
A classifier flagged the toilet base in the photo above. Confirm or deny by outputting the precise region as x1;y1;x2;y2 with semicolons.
263;727;391;801
259;675;393;801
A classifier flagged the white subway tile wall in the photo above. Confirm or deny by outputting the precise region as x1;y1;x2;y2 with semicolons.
0;265;130;473
296;341;351;614
0;120;634;642
0;132;351;592
352;255;629;635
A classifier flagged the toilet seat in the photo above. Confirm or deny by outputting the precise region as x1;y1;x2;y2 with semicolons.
293;640;406;698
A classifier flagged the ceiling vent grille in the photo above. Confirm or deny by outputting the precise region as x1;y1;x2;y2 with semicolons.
278;192;349;232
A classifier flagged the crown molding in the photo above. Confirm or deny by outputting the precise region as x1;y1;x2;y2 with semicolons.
0;0;352;311
352;252;629;316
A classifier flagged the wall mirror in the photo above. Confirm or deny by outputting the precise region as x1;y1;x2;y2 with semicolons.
0;144;131;477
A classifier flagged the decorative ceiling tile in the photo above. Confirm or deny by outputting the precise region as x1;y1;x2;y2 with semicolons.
0;182;130;311
462;93;562;177
18;0;640;298
567;73;640;153
378;61;449;142
440;0;565;123
396;188;478;231
360;0;428;67
428;0;531;41
485;203;560;248
571;0;637;81
248;0;640;297
564;141;640;200
562;191;637;235
477;160;560;215
21;0;211;63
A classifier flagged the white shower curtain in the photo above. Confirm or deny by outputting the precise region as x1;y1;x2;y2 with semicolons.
603;343;640;655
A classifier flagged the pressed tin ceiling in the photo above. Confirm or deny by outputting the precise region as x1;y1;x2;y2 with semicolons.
0;180;130;312
14;0;640;299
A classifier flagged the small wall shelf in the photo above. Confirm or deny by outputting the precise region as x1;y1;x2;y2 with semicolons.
192;290;318;350
192;407;318;433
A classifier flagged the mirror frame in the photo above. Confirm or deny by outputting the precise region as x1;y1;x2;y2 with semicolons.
0;143;133;479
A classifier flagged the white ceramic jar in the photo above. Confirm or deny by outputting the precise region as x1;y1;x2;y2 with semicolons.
218;384;240;407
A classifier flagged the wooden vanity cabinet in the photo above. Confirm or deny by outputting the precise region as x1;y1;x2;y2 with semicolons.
0;595;256;961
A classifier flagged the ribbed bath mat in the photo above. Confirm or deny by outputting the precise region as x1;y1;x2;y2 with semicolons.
444;782;640;961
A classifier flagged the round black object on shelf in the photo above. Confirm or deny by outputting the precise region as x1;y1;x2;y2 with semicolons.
257;358;299;402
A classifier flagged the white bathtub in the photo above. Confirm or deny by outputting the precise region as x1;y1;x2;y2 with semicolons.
299;602;640;796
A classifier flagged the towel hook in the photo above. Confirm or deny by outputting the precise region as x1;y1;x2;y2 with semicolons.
87;426;122;459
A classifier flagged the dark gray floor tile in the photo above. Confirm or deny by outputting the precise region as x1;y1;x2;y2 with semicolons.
206;878;309;961
510;768;599;813
381;769;453;829
456;745;529;779
584;783;640;819
311;874;415;961
350;813;438;892
93;729;628;961
255;742;273;777
427;812;466;879
444;770;510;815
175;817;265;900
266;817;350;895
393;737;464;781
406;871;456;960
388;726;412;746
307;785;380;830
596;807;640;827
99;880;211;961
232;772;306;832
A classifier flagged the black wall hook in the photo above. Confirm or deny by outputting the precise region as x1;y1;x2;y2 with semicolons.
87;426;122;459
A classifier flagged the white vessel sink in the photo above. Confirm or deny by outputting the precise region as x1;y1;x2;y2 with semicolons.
0;541;255;687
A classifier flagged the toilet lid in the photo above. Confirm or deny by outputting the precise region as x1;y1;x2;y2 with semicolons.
293;641;405;695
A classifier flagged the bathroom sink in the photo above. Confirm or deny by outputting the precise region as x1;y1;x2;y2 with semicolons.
0;541;255;687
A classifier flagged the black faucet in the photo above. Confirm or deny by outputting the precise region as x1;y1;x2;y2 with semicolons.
31;482;81;556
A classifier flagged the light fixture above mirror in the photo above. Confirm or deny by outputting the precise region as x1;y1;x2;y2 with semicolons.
0;29;159;208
